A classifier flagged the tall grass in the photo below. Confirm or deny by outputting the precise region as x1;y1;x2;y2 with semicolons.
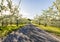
0;24;25;37
33;24;60;36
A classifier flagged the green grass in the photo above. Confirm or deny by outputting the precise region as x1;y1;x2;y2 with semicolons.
0;24;25;38
33;24;60;36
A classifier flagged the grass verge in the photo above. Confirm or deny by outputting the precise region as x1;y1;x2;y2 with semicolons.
0;24;25;38
33;24;60;36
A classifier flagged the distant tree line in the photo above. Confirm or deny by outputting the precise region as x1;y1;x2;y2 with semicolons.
33;0;60;27
0;0;30;27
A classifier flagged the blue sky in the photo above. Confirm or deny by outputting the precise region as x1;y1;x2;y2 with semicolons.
13;0;55;19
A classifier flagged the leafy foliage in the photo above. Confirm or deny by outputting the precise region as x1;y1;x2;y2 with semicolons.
0;0;30;37
33;0;60;27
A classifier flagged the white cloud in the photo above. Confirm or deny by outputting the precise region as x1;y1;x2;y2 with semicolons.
20;11;33;19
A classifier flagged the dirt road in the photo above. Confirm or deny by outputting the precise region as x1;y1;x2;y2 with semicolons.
0;24;60;42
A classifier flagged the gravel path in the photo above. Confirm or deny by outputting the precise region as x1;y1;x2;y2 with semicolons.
0;24;60;42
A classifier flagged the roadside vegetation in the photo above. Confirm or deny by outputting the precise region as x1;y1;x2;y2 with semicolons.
0;24;25;37
0;0;31;37
0;0;60;38
33;24;60;36
33;0;60;37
